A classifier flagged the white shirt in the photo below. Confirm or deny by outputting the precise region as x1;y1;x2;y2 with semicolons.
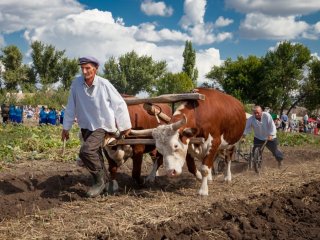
63;75;131;132
244;112;277;140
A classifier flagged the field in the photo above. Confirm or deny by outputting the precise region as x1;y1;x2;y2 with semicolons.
0;123;319;239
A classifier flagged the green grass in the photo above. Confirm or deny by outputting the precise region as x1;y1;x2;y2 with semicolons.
0;123;80;164
277;131;320;146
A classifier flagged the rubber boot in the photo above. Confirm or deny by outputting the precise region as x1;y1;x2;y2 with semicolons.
87;170;106;198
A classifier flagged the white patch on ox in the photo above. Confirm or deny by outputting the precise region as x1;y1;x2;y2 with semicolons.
173;101;187;116
152;124;189;176
188;134;213;181
198;165;210;196
219;134;230;149
188;134;213;160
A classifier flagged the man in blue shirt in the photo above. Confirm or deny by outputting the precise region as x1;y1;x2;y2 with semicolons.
243;105;284;168
280;113;288;131
61;56;131;198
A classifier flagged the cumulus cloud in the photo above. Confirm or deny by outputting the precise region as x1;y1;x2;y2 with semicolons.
225;0;320;16
179;0;206;29
134;23;189;42
0;0;83;34
23;8;217;85
179;0;233;45
240;13;310;40
140;0;173;17
196;48;222;83
214;16;234;28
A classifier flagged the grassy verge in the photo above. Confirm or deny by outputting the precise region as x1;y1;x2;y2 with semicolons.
0;123;80;167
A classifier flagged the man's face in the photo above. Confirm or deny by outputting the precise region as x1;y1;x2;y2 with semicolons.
80;63;97;81
253;108;262;120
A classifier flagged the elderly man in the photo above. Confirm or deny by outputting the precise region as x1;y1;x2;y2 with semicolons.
242;105;284;168
61;56;131;197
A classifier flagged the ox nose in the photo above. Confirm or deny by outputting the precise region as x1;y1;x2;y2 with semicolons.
167;169;177;177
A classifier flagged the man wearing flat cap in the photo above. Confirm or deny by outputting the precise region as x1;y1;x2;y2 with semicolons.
61;56;131;198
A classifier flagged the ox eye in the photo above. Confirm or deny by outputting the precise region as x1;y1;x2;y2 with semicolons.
174;144;178;149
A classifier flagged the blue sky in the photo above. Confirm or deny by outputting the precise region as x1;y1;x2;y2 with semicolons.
1;0;320;85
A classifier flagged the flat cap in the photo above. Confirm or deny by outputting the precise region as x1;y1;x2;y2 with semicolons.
78;56;99;66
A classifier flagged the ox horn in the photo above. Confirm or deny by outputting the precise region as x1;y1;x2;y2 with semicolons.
129;128;154;136
171;114;187;131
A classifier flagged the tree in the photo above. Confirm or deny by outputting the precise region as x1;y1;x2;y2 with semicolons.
60;57;79;90
154;72;194;95
300;57;320;111
206;55;263;103
0;45;32;91
258;41;311;115
103;51;167;95
182;41;198;87
31;41;65;87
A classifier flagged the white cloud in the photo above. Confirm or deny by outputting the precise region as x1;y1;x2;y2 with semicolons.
214;16;234;28
179;0;206;29
23;8;218;85
0;0;83;34
239;13;309;40
140;0;173;17
225;0;320;16
178;0;232;45
196;48;222;84
134;23;189;42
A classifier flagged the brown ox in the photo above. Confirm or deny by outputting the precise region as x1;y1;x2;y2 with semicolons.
130;88;246;195
104;100;172;193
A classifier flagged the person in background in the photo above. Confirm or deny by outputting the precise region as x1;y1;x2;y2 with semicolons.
47;108;57;125
1;103;10;123
26;108;34;119
61;56;132;198
15;105;23;124
280;113;288;132
9;104;16;123
303;113;309;133
39;106;48;125
242;105;284;168
60;106;65;125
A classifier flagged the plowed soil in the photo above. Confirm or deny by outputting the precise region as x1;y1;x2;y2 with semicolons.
0;145;319;240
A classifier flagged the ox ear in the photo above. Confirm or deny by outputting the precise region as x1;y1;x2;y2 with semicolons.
182;128;197;138
179;127;197;145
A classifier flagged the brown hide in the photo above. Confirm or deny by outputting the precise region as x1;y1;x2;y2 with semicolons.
172;88;246;174
108;101;172;183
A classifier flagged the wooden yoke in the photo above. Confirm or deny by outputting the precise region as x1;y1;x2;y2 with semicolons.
143;103;171;123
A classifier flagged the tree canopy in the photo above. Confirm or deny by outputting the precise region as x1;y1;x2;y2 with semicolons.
103;51;167;95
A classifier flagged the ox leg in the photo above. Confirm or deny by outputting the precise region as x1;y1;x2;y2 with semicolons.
198;165;210;196
131;153;143;185
106;157;119;194
199;139;221;195
186;154;202;180
132;145;146;185
224;147;235;182
145;152;163;183
207;166;213;182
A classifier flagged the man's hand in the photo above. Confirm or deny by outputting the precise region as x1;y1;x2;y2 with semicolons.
117;129;131;139
61;129;70;141
267;135;273;141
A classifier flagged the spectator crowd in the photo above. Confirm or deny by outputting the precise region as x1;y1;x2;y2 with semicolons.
1;103;65;126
